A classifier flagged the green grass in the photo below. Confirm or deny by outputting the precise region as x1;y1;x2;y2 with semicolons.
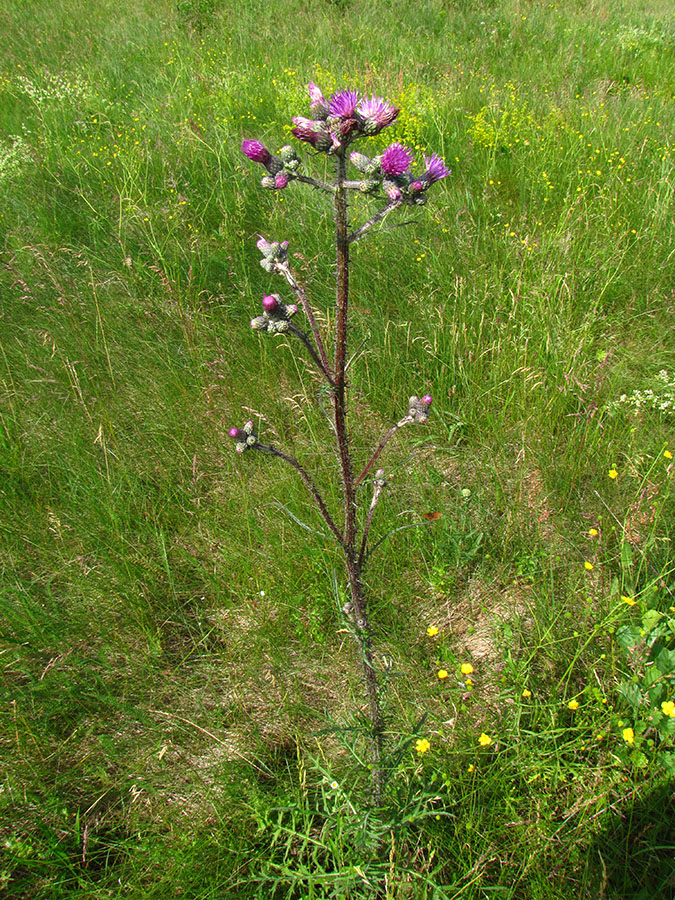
1;0;674;896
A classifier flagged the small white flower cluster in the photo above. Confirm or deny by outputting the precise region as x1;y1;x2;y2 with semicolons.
0;135;31;184
608;370;675;417
15;73;90;104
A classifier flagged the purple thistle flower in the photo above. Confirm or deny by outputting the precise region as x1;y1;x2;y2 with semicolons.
410;180;423;192
421;395;432;406
328;90;360;119
262;294;280;313
385;183;402;201
381;143;415;176
229;427;246;441
274;172;288;189
423;153;450;183
357;94;399;134
291;116;332;151
308;82;325;105
241;139;271;165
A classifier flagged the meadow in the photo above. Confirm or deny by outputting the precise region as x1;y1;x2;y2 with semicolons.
1;0;674;896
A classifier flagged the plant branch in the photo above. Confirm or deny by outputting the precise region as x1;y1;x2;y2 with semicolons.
348;200;402;244
295;173;335;194
277;261;334;384
358;477;386;568
355;425;400;487
256;443;343;544
287;322;333;382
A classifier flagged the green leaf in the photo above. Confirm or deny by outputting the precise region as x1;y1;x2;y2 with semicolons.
655;648;675;675
621;541;633;571
661;752;675;776
618;682;642;708
642;608;664;634
617;625;642;650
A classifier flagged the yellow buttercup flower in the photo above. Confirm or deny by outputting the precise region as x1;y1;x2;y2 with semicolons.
661;701;675;718
426;626;439;637
608;469;618;479
437;669;449;680
664;450;673;460
522;688;531;698
584;561;594;571
460;663;474;675
589;528;599;537
622;727;634;745
415;738;430;754
622;595;636;606
568;699;579;710
478;733;492;746
467;763;475;773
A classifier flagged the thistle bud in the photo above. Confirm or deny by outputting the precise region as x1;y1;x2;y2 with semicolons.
278;145;298;163
265;155;285;175
262;294;280;313
360;179;380;194
421;395;432;406
230;421;258;454
261;176;275;190
350;151;372;173
274;173;288;190
280;240;289;252
256;235;273;255
251;316;268;331
410;180;424;192
384;183;402;201
285;304;298;317
229;427;245;440
241;139;271;164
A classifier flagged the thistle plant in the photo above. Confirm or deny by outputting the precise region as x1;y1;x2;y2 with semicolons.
236;84;449;803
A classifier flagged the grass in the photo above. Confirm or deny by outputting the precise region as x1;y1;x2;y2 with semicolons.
1;0;674;896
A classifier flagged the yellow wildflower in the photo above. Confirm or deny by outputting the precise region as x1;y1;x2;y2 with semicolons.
589;528;599;537
478;733;492;746
415;738;430;754
608;469;618;479
568;699;579;710
522;688;531;698
460;663;474;675
468;764;475;773
622;727;634;745
426;626;439;637
622;595;636;606
437;669;449;680
664;450;673;460
584;561;594;571
661;701;675;718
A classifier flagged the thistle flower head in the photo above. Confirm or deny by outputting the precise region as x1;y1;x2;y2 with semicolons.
421;394;433;406
308;82;329;118
241;139;271;164
229;421;258;453
357;94;399;134
274;172;288;189
328;89;360;118
384;182;402;201
423;153;450;183
381;143;414;176
308;82;325;105
262;294;280;313
291;117;332;151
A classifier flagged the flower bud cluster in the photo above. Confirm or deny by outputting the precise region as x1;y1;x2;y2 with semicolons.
256;236;289;273
228;421;258;454
398;394;433;426
250;294;299;334
241;141;301;190
290;85;399;155
350;146;450;204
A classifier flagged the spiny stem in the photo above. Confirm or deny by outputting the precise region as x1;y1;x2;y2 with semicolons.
287;322;333;382
277;261;334;383
255;444;343;544
348;200;402;243
355;424;399;487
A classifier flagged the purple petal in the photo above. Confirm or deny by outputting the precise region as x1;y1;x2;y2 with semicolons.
423;153;450;183
328;90;360;118
241;139;270;164
381;143;415;176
